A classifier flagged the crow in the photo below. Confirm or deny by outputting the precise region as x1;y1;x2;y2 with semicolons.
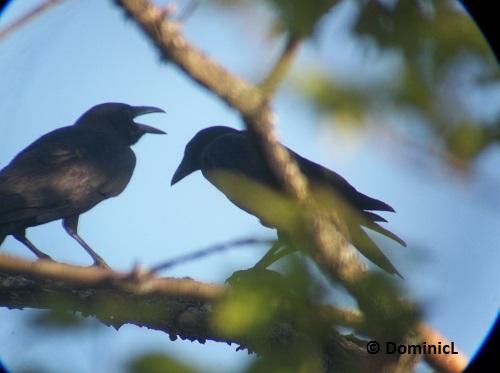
171;126;405;276
0;103;165;267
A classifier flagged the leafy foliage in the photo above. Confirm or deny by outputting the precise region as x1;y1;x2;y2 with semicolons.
323;0;499;167
128;353;196;373
266;0;340;36
215;0;500;168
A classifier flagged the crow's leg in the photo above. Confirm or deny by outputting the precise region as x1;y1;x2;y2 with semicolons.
63;215;110;269
13;230;53;260
226;236;297;285
254;234;297;269
254;244;297;268
254;241;285;268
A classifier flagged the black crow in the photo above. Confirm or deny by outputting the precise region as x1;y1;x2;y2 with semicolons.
171;126;405;276
0;103;165;267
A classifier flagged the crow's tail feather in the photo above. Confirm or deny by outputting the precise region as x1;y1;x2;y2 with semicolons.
361;219;406;247
351;224;402;278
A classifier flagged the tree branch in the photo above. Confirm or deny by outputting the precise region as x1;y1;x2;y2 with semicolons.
111;1;468;371
1;255;385;372
114;0;308;198
1;251;468;372
112;0;369;308
113;0;362;287
114;0;263;117
417;323;468;373
258;34;302;97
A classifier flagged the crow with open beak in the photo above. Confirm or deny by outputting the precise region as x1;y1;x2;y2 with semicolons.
0;103;166;268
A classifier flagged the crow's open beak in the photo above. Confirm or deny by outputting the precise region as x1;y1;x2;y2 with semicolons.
132;106;166;135
137;123;166;135
132;106;165;116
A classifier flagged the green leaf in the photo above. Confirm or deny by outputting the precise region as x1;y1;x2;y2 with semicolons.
267;0;340;36
128;353;197;373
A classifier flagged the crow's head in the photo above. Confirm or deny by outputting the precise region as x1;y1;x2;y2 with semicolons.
171;126;238;185
76;103;166;145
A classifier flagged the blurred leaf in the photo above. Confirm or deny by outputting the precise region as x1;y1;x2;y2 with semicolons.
266;0;340;36
246;351;323;373
226;267;288;289
395;64;433;114
211;0;341;38
353;0;492;71
353;0;426;59
30;309;85;329
445;122;500;162
26;296;98;330
219;260;331;372
355;273;419;342
212;290;273;336
294;0;500;168
128;353;196;373
213;0;499;168
427;1;493;71
296;71;369;125
215;252;331;336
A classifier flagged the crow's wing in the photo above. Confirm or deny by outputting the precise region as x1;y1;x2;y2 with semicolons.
202;133;298;230
201;131;404;275
201;132;278;188
290;150;395;213
0;126;135;226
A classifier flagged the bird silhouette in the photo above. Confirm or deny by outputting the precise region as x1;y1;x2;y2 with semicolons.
0;103;165;267
171;126;405;276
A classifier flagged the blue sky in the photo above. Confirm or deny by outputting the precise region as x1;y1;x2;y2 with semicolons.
0;1;499;372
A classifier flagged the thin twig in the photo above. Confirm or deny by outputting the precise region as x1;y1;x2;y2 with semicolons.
258;34;302;97
0;0;64;41
149;237;274;274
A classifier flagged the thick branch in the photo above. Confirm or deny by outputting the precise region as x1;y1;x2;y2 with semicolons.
0;255;225;344
115;0;263;117
115;0;366;279
1;255;381;372
114;0;361;285
115;0;308;198
2;255;468;372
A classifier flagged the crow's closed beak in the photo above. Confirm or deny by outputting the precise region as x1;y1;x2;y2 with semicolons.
171;158;193;185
